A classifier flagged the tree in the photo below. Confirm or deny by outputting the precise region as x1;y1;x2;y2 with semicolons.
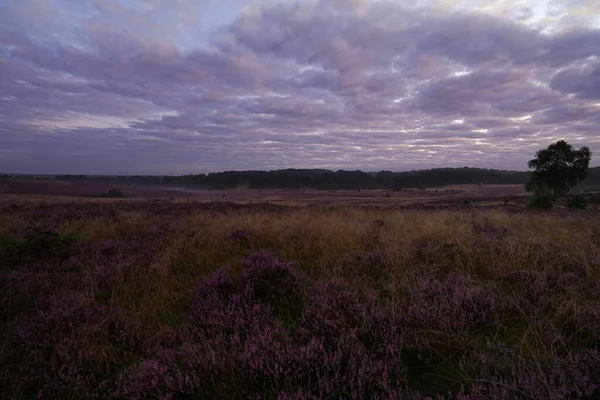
525;140;592;203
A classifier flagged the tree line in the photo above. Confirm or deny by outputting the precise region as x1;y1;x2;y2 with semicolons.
49;166;599;191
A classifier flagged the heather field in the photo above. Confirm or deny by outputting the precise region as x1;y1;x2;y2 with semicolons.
1;198;600;399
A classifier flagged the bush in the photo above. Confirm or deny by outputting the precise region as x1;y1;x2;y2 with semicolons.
107;189;124;198
527;188;554;210
0;225;78;268
0;235;26;267
565;195;587;210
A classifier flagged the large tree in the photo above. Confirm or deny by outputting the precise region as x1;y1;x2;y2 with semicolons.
525;140;592;200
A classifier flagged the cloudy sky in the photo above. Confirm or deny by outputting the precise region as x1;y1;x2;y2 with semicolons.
1;0;599;174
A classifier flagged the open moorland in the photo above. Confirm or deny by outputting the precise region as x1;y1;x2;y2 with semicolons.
1;178;530;207
1;195;599;399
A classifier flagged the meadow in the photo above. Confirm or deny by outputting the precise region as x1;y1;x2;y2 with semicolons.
1;196;599;399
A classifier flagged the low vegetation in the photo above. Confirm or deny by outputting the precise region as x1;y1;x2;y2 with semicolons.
105;189;124;198
1;198;599;399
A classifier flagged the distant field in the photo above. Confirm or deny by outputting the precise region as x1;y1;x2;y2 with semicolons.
0;178;529;206
1;197;599;399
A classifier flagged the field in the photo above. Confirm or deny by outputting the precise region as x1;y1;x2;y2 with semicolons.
1;178;529;206
1;193;600;399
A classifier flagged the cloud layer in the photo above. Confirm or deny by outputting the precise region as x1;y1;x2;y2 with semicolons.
1;0;599;174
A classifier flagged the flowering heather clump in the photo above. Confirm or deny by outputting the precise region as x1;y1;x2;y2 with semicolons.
114;333;214;400
299;277;367;342
193;252;303;323
241;251;303;311
194;266;236;304
186;255;415;399
290;277;410;398
227;228;253;247
11;291;147;398
402;273;497;334
193;252;302;328
457;345;600;400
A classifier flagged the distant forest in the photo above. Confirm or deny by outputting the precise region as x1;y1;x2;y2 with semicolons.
42;167;600;191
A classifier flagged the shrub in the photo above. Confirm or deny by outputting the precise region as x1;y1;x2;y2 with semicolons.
107;189;124;198
0;224;78;268
0;235;26;267
565;195;587;210
527;187;554;209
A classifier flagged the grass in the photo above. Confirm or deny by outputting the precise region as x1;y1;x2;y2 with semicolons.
0;197;599;399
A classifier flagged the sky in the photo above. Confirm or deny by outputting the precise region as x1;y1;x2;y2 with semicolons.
1;0;599;175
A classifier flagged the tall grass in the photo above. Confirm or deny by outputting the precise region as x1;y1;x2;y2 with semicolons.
0;198;599;399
